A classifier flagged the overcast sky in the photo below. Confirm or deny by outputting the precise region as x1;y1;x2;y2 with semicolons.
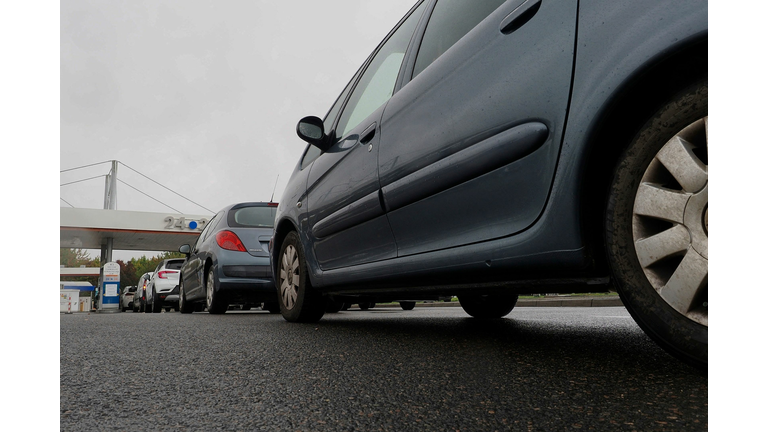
60;0;418;260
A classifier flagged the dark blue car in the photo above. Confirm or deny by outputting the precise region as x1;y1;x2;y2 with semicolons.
271;0;707;368
179;202;279;314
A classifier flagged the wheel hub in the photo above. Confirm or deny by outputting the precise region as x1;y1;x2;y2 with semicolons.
684;184;708;259
632;117;708;326
280;245;300;310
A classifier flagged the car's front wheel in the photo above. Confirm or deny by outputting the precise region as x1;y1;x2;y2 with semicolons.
277;232;325;322
206;267;227;314
458;294;518;319
605;80;708;369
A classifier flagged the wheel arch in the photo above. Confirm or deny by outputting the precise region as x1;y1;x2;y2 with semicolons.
203;257;215;285
271;218;299;277
577;37;707;274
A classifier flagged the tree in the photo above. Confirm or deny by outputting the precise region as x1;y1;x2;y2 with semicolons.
60;248;101;285
117;260;138;288
60;248;93;267
130;251;186;280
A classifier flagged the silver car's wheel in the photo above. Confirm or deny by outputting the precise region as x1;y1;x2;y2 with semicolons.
632;117;708;326
606;79;707;369
280;245;300;311
206;267;226;314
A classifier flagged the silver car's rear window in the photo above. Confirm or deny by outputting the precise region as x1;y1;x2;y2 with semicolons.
229;206;276;228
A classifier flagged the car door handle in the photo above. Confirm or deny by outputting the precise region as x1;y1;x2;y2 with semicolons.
359;122;377;145
499;0;541;34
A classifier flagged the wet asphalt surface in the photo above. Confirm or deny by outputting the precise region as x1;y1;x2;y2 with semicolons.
60;306;707;431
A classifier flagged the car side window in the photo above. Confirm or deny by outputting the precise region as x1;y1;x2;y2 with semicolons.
412;0;506;79
335;0;427;137
300;72;361;170
194;213;217;250
202;212;223;243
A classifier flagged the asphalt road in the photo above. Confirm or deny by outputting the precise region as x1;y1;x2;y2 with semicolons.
60;306;707;431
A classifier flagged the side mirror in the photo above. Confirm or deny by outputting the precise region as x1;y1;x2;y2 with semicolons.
179;244;191;255
296;116;331;152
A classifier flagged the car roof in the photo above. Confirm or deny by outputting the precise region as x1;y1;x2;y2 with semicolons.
220;201;278;212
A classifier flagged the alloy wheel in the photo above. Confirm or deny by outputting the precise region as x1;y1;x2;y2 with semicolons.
206;270;215;309
280;245;300;310
632;117;708;326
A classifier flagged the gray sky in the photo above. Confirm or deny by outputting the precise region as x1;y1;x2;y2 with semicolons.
60;0;418;260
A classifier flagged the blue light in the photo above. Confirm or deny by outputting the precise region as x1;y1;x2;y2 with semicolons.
189;221;198;230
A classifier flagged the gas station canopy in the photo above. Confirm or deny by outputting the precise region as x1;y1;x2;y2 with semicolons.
60;208;213;251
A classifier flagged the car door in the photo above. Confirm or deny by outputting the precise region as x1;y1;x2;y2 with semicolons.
181;211;222;299
305;1;428;270
378;0;578;256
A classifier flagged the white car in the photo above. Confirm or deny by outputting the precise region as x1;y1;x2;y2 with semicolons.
133;272;154;312
120;286;136;312
146;259;184;313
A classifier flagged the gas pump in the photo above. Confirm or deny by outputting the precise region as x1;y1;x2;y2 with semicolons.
100;262;121;311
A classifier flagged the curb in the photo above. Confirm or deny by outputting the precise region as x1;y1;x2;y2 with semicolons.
515;297;624;308
375;296;624;309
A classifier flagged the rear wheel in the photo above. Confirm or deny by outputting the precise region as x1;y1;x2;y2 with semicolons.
206;267;227;314
277;232;325;322
262;302;281;314
605;80;708;369
179;279;193;314
325;298;344;313
400;301;416;311
151;288;162;313
458;294;518;319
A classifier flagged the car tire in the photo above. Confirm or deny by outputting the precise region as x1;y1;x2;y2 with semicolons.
179;279;194;314
206;267;227;314
359;303;370;311
605;79;708;369
458;294;518;319
276;231;325;323
325;298;344;313
165;307;171;312
262;302;281;314
151;288;162;313
400;301;416;311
